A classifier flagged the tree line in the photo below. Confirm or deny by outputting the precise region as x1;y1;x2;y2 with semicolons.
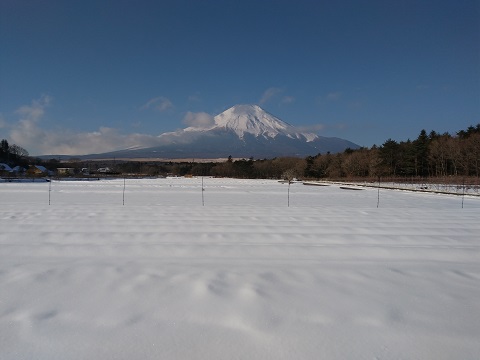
162;124;480;179
58;124;480;180
2;123;479;180
301;124;480;179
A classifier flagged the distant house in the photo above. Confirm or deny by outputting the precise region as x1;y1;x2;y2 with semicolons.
0;163;13;176
12;166;26;174
97;167;111;173
0;163;12;172
57;167;75;176
27;165;52;176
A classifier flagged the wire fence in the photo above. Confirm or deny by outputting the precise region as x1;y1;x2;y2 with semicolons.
3;174;480;195
324;176;480;196
2;176;479;210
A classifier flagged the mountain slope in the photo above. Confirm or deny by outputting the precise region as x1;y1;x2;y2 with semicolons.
84;105;360;159
208;104;318;142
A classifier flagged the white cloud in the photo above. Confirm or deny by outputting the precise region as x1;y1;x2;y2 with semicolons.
9;95;53;153
0;114;7;129
297;122;350;134
281;96;295;104
15;94;52;121
259;87;284;105
297;124;325;133
326;92;342;101
9;96;164;156
10;123;163;156
182;112;214;129
141;96;173;112
260;87;295;106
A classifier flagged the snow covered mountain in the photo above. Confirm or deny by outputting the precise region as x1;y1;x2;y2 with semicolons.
86;105;359;159
205;104;318;142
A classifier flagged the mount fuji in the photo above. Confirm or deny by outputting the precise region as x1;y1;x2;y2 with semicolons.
86;105;359;159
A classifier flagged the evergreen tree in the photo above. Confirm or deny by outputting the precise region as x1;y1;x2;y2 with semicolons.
413;129;430;176
379;139;400;175
398;140;416;176
0;139;9;161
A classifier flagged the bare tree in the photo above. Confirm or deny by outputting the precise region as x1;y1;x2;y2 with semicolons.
465;133;480;176
9;144;29;158
429;136;450;176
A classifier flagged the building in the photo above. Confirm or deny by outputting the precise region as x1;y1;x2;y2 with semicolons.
0;163;12;176
57;168;75;176
27;165;51;176
0;163;12;172
12;166;26;175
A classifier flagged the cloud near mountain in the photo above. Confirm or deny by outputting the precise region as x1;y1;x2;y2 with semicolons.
9;99;358;158
77;104;360;159
182;112;215;128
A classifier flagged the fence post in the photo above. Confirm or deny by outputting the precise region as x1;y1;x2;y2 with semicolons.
123;177;126;205
288;181;291;207
202;176;205;206
377;176;380;208
48;178;51;205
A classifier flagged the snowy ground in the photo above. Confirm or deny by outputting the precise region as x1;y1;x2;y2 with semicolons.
1;178;479;359
346;180;480;196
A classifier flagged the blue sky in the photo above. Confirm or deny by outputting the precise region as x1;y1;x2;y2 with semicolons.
1;0;479;156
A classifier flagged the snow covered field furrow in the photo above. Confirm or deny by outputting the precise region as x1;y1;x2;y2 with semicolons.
1;177;475;208
1;178;480;359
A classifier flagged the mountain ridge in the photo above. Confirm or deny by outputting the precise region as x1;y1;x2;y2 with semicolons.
46;105;360;160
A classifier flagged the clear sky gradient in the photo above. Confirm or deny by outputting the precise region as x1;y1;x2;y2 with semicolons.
1;0;479;156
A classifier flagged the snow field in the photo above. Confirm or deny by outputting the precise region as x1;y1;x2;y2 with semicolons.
1;178;479;359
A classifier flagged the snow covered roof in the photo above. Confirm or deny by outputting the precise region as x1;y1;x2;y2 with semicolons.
0;163;12;171
34;165;48;172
